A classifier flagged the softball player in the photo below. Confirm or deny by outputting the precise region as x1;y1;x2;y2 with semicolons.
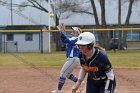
72;32;116;93
51;25;81;93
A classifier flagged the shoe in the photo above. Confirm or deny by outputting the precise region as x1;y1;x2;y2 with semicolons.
51;90;61;93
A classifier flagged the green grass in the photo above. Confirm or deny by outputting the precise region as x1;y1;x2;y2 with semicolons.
0;50;140;68
107;50;140;68
0;52;65;68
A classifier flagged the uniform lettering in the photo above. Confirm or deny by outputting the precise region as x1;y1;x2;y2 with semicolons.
81;64;99;72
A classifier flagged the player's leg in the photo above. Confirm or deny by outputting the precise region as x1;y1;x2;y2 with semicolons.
66;57;80;82
51;57;79;93
67;73;78;82
86;79;100;93
58;57;79;88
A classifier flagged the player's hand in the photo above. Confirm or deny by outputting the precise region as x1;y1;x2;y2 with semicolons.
104;89;110;93
57;25;62;31
57;23;65;32
71;80;82;93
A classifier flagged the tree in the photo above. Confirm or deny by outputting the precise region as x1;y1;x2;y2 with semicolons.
118;0;136;50
88;0;110;49
123;0;135;49
98;0;110;49
73;0;110;49
118;0;123;50
89;0;138;50
1;0;138;50
53;0;86;51
0;0;85;51
25;0;86;51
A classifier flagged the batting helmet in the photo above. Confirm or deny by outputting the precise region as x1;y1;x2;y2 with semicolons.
76;32;96;45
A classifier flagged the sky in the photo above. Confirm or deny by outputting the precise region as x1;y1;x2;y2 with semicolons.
0;0;54;26
0;0;140;26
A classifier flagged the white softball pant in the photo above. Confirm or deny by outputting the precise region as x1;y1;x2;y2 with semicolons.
60;57;80;78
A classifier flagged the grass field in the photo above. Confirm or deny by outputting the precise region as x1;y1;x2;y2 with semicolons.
0;50;140;68
0;50;140;93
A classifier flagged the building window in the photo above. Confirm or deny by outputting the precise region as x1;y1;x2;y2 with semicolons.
127;31;140;41
25;33;33;41
7;33;14;41
113;30;140;41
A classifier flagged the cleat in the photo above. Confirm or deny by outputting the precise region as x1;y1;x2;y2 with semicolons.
51;90;61;93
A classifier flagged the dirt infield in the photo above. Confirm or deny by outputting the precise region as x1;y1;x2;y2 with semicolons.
0;67;139;93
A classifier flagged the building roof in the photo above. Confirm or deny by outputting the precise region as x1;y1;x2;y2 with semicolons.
4;25;48;30
0;26;6;30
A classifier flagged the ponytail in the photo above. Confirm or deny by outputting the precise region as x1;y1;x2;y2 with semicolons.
94;45;106;53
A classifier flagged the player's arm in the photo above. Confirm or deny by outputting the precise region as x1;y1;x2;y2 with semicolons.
72;67;86;93
59;31;67;43
57;25;68;43
100;55;115;93
105;69;115;93
57;25;77;44
59;32;77;44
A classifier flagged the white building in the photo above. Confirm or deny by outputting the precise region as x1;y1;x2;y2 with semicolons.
0;25;50;52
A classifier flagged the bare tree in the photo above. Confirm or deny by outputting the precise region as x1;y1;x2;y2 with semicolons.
1;0;138;50
118;0;122;49
91;0;138;50
0;0;87;51
52;0;88;51
118;0;136;50
123;0;135;49
98;0;110;49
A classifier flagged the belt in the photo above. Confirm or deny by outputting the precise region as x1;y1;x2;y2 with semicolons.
67;57;73;58
92;76;106;80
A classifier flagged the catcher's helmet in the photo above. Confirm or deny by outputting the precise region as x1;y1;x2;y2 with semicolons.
76;32;96;45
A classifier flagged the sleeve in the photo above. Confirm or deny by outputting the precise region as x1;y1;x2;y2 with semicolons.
99;53;112;73
104;68;115;93
98;52;115;92
65;38;78;44
106;69;115;80
60;32;77;44
60;31;67;43
78;67;87;81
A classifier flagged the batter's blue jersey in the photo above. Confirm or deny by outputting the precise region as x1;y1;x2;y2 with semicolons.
60;32;80;57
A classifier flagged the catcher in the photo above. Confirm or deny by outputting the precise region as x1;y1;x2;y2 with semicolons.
51;24;82;93
71;32;116;93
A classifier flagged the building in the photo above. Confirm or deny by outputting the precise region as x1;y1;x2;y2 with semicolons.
65;24;140;49
0;25;50;53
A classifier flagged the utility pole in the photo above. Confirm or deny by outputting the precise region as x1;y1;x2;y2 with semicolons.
48;0;51;53
48;0;55;53
10;0;13;25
